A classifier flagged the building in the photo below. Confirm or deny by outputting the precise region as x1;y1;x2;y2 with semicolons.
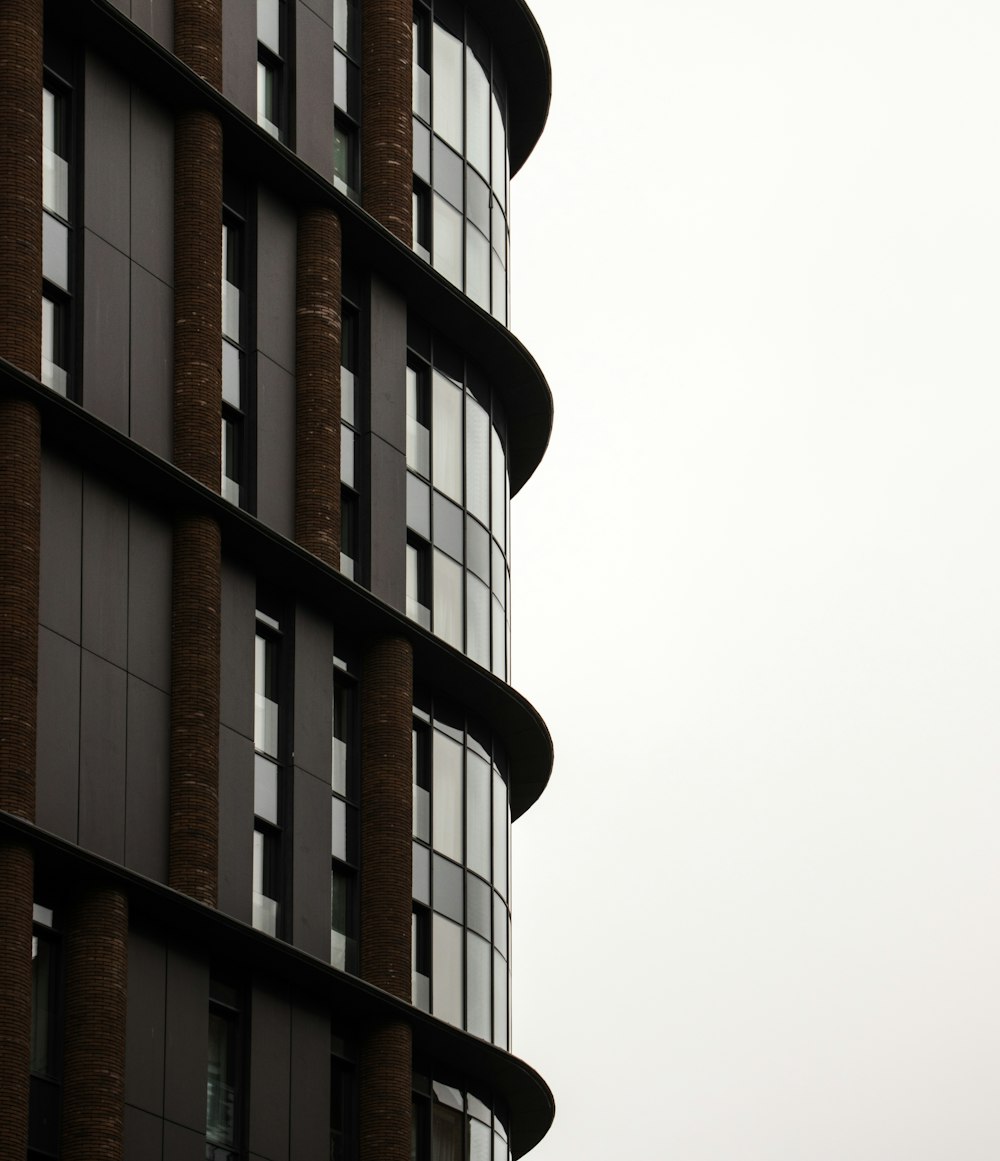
0;1;555;1158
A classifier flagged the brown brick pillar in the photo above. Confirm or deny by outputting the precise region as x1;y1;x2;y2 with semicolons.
171;88;223;904
0;840;34;1160
295;208;342;568
0;9;42;1156
359;636;413;1161
361;0;412;244
174;0;223;88
61;886;129;1161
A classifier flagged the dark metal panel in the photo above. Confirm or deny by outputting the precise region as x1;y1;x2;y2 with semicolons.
78;651;128;862
367;434;406;613
289;998;330;1160
127;504;172;693
125;928;167;1115
130;90;174;285
256;190;297;374
163;945;209;1131
218;724;254;925
82;473;129;668
124;1104;164;1161
162;1119;204;1161
368;275;407;455
249;985;291;1161
292;605;333;782
294;2;334;180
130;0;174;52
39;451;82;643
82;229;131;434
255;355;295;540
220;558;255;736
290;766;331;961
35;627;81;843
125;677;170;882
129;267;173;461
221;0;256;120
83;53;131;253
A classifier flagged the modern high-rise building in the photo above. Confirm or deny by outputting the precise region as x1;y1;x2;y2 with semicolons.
0;2;554;1159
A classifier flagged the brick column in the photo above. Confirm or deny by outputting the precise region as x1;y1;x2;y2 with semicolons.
359;636;413;1161
171;1;224;906
295;208;342;568
361;0;412;244
61;886;129;1161
0;6;42;1157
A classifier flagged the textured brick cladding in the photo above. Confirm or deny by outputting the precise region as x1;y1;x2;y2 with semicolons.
361;0;413;244
0;841;33;1160
174;109;223;490
360;636;414;998
61;886;129;1161
174;0;223;87
169;514;221;905
360;1022;413;1161
0;0;42;376
295;208;342;568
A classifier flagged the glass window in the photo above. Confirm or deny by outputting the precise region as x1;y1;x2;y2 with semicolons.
254;755;278;825
407;540;431;628
412;908;430;1010
432;22;463;152
407;363;431;477
492;948;507;1050
431;913;462;1027
465;224;490;311
465;752;490;878
254;633;279;757
41;294;68;396
42;87;69;219
465;396;489;523
490;428;505;550
432;194;462;289
407;472;431;540
492;768;508;899
432;491;463;562
432;729;463;862
413;721;431;841
465;48;490;178
490;89;505;203
412;8;431;121
466;575;489;669
466;873;490;939
432;549;463;650
42;213;69;291
432;371;463;501
206;985;239;1153
331;865;353;970
466;932;490;1040
432;852;463;923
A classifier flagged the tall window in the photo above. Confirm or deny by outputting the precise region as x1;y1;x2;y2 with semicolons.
412;1075;511;1161
333;0;360;195
330;1032;357;1161
30;903;60;1159
257;0;288;141
253;608;284;936
206;978;241;1161
42;80;72;395
331;649;359;971
340;276;361;579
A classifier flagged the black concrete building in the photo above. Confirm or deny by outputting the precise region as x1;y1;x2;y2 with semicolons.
0;1;555;1158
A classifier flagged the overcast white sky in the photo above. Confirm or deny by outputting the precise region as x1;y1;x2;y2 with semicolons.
507;1;1000;1157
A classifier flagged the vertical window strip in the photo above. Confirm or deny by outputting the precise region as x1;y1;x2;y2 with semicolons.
221;212;248;508
257;0;287;141
331;650;359;972
42;81;72;396
253;611;284;937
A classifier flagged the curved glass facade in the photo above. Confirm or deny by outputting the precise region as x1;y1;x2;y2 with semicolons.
413;1074;511;1161
406;321;511;680
411;698;511;1050
412;0;510;324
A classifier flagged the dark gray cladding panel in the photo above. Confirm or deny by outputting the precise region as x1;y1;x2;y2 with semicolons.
83;53;131;255
369;275;407;455
367;434;406;613
163;946;209;1130
250;985;291;1161
82;229;131;434
223;0;256;120
255;354;295;540
295;1;335;180
82;473;129;669
125;1104;163;1161
220;559;255;737
300;0;332;22
218;724;254;925
130;0;174;56
39;451;82;643
256;190;297;374
125;676;170;883
127;504;172;693
163;1121;205;1161
79;651;127;862
35;627;81;843
131;91;174;285
290;766;331;960
125;929;167;1115
293;604;333;781
129;267;173;461
290;998;331;1159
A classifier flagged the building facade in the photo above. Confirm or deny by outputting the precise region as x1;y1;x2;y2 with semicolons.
0;1;554;1158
